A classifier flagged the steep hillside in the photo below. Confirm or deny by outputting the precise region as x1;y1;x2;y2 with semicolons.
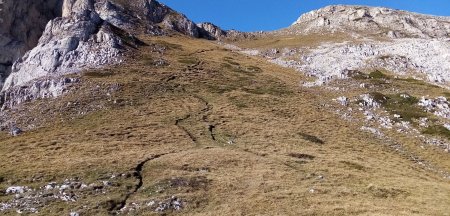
0;2;449;216
0;34;449;216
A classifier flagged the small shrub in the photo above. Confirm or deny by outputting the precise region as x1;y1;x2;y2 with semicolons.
368;92;388;104
288;153;315;160
369;70;389;79
382;93;426;122
298;132;324;144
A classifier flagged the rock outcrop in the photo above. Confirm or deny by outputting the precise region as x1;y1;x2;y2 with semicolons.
289;5;450;39
256;5;450;88
197;22;227;40
3;0;126;91
0;0;63;88
197;22;253;41
0;0;226;108
282;39;450;86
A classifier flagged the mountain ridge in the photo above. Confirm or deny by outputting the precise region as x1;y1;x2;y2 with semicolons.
287;4;450;39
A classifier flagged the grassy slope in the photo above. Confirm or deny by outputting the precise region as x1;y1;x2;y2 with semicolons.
0;35;449;215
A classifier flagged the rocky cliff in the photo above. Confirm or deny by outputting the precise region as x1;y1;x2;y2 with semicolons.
0;0;63;88
289;5;450;39
0;0;227;108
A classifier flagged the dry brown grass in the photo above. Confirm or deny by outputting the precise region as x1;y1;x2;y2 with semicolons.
233;33;351;50
0;35;448;215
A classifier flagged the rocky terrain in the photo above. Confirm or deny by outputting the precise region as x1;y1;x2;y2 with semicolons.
288;5;450;39
233;4;450;183
0;1;449;215
0;0;243;108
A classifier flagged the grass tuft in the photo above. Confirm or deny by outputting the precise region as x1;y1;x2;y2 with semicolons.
298;132;324;144
369;70;389;79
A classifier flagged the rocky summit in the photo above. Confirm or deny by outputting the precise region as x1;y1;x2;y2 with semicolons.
289;5;450;39
0;1;449;215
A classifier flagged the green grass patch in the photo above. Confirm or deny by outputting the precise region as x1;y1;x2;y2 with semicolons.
351;70;390;85
383;93;426;122
395;77;441;89
422;125;450;140
367;92;427;122
369;70;389;79
349;70;389;80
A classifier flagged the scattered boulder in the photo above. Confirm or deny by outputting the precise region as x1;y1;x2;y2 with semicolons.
361;126;384;137
335;96;349;106
6;186;28;194
153;196;183;212
418;96;450;119
9;125;22;136
359;94;382;109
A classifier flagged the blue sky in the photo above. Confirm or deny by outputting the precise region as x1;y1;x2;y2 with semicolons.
158;0;450;32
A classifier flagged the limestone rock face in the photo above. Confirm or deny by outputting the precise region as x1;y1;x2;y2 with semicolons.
100;0;200;37
0;0;218;107
0;0;63;88
273;39;450;87
2;0;125;91
144;0;200;37
197;22;227;40
1;77;80;109
290;5;450;39
258;5;450;88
